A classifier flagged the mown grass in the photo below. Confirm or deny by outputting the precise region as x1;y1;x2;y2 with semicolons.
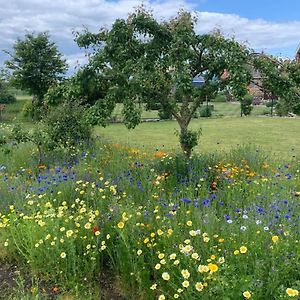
95;117;300;160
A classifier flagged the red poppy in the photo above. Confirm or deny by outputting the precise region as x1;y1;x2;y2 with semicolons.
93;225;100;233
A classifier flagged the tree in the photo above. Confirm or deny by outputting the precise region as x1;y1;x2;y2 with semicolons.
0;78;16;104
252;54;300;115
45;66;109;107
5;32;67;109
76;9;251;157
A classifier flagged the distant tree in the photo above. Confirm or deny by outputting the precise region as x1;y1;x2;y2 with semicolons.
252;54;300;115
76;9;251;157
0;78;16;104
5;32;67;111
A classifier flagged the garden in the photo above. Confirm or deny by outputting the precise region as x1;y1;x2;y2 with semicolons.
0;7;300;300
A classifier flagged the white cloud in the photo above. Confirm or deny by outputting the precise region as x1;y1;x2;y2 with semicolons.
1;0;300;73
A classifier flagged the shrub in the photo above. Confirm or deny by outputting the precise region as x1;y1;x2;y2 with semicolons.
158;108;172;120
241;94;253;116
275;101;289;116
266;100;278;107
212;94;227;102
199;105;212;117
22;101;47;121
45;101;92;150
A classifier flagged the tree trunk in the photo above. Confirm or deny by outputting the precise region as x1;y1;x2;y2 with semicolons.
179;121;192;158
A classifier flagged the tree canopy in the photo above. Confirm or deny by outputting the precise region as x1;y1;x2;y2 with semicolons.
5;32;68;103
252;54;300;115
76;9;252;156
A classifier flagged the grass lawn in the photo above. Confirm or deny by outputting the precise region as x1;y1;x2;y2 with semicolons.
112;102;269;119
95;116;300;160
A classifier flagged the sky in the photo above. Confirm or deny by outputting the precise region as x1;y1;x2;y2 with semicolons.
1;0;300;75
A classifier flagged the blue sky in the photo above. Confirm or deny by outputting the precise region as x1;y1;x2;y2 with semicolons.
192;0;300;58
195;0;300;22
1;0;300;73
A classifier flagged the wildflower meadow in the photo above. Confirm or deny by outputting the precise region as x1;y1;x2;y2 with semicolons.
0;131;299;299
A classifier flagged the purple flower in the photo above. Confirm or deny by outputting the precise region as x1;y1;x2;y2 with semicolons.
181;197;191;204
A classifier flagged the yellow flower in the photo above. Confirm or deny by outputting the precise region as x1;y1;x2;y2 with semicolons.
60;252;66;259
234;250;240;255
162;272;170;281
66;230;73;237
150;283;157;290
272;235;279;243
189;230;197;236
218;257;225;264
208;263;218;273
195;282;204;292
240;246;247;254
186;220;192;226
174;294;179;298
182;280;189;288
137;250;142;256
198;265;209;273
181;269;190;279
158;295;165;300
169;253;176;260
286;288;299;297
243;291;252;299
158;253;165;259
192;252;199;260
155;264;161;270
203;237;210;243
84;223;91;230
174;260;180;265
117;222;124;229
157;229;164;235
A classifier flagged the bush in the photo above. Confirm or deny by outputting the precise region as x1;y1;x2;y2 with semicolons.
0;93;16;104
45;101;92;150
266;100;278;107
241;94;253;116
275;101;289;116
0;80;16;104
22;101;47;121
199;105;212;117
158;108;172;120
212;94;227;102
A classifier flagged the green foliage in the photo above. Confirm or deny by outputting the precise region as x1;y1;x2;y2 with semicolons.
5;32;67;103
240;93;253;116
178;128;202;156
265;100;278;107
22;101;47;121
45;101;92;150
75;8;251;156
44;67;109;107
1;143;300;298
158;107;172;120
212;93;227;102
0;80;16;104
199;105;213;117
253;55;300;115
